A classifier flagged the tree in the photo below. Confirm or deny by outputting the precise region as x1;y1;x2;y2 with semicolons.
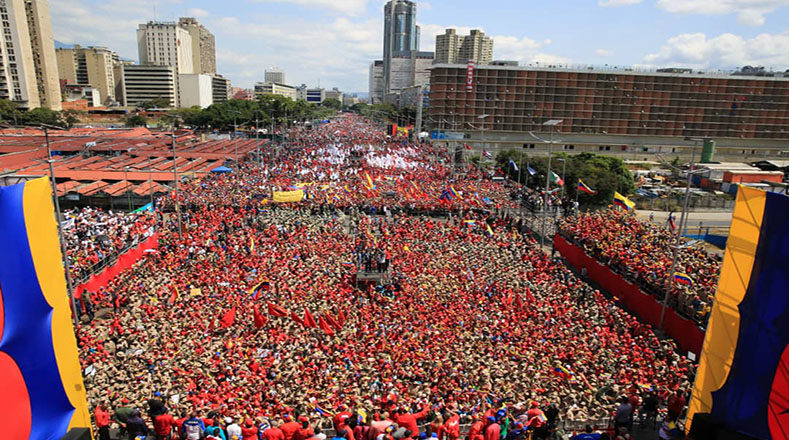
61;109;85;128
136;97;172;110
496;150;635;206
321;98;342;110
168;106;205;127
21;107;62;127
125;114;147;127
0;99;21;125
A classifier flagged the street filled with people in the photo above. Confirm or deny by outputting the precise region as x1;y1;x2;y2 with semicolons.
557;211;721;326
63;207;157;282
77;115;694;440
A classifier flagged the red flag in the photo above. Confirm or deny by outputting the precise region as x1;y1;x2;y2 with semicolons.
291;310;304;325
464;144;472;150
336;310;346;328
253;305;267;329
324;313;341;331
220;306;237;328
303;308;317;328
267;302;288;317
514;294;524;310
319;316;335;335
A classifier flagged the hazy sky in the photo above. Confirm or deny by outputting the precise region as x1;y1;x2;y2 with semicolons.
52;0;789;92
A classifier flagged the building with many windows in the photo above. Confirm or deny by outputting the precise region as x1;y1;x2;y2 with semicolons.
264;68;285;85
0;0;61;109
178;17;216;75
212;75;230;103
383;0;419;94
254;81;297;101
369;60;384;104
434;29;493;65
56;45;119;104
120;64;176;108
306;88;324;103
137;21;194;74
428;64;789;156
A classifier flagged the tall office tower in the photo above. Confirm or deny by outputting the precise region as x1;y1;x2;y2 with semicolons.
368;60;384;104
137;21;194;74
56;45;118;103
383;0;419;94
0;0;61;109
265;68;285;84
178;17;216;75
435;29;493;65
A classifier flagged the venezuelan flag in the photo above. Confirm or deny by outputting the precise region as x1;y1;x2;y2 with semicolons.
577;179;597;195
687;188;789;439
673;272;694;286
250;236;256;253
0;177;92;438
449;185;463;199
249;280;266;299
314;404;335;417
613;191;635;211
364;172;376;190
486;223;494;236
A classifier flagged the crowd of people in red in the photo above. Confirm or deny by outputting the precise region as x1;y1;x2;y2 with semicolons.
64;207;157;282
77;115;693;440
557;211;721;325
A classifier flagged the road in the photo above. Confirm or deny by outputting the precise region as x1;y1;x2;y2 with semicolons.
636;209;733;230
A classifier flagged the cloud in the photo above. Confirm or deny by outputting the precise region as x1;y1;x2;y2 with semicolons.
492;36;570;65
595;49;614;57
249;0;370;16
644;31;789;69
185;8;209;17
598;0;642;6
656;0;789;26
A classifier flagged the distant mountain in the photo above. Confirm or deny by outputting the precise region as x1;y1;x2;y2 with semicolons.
54;40;74;49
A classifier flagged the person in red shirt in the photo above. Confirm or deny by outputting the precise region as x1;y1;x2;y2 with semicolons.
94;402;111;440
393;406;429;437
155;410;181;440
333;405;352;432
440;410;460;440
466;416;485;440
263;420;286;440
483;417;499;440
294;417;314;440
281;414;302;440
242;419;260;440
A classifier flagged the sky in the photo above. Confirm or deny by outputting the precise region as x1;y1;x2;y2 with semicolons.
51;0;789;93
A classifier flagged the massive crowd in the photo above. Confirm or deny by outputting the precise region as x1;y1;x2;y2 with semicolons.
76;116;693;440
64;207;157;282
557;211;721;325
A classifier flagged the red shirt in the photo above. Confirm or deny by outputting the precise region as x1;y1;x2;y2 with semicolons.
154;414;177;436
484;423;500;440
243;426;259;440
281;422;301;440
467;421;484;440
264;427;286;440
333;412;352;431
393;407;428;436
95;406;110;428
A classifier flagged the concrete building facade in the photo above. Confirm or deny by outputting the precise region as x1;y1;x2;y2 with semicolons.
137;21;194;75
306;88;324;103
0;0;60;109
178;73;212;108
254;81;297;101
56;45;118;104
369;60;384;104
212;75;230;103
264;69;285;85
324;87;342;101
178;17;216;75
387;51;433;93
435;29;493;65
121;64;176;108
383;0;419;94
428;64;789;159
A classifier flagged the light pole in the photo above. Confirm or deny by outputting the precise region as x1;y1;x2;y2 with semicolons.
42;125;79;325
540;119;563;248
556;158;567;200
124;166;131;211
168;117;183;238
658;137;705;329
477;114;490;175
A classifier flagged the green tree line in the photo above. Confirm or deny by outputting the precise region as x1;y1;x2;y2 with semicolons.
495;150;636;206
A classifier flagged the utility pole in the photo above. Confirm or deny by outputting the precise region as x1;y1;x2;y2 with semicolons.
414;84;424;136
44;126;79;326
540;119;563;248
171;124;183;238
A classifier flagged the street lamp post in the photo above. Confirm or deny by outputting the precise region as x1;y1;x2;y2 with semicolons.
658;137;704;329
540;119;563;248
477;114;490;178
171;121;183;238
43;126;79;325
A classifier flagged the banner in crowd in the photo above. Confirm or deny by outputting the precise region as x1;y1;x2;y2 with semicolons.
0;177;92;438
687;187;789;439
74;233;160;299
272;190;305;203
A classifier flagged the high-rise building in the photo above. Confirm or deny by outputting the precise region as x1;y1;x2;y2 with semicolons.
56;45;119;104
178;17;216;75
368;60;384;104
387;51;433;94
137;21;195;74
178;73;213;108
120;64;176;108
434;29;493;65
0;0;61;109
254;81;297;101
212;75;230;103
265;68;285;85
383;0;419;94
